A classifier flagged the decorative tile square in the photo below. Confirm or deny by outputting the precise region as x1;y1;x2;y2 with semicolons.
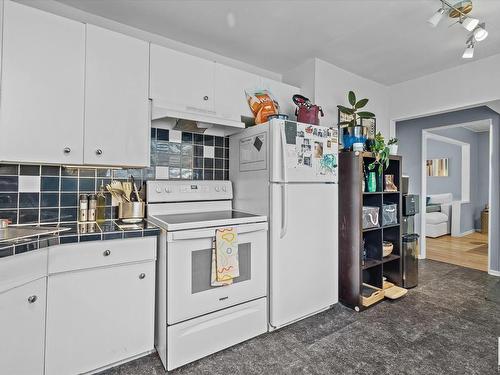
169;130;182;143
0;164;18;175
61;178;78;192
157;128;169;141
204;158;214;169
41;177;59;192
155;166;169;180
41;166;60;176
18;209;39;224
169;167;181;179
60;193;78;207
18;176;40;193
181;168;193;179
193;133;204;145
203;135;214;146
215;170;224;180
0;193;17;209
215;136;224;147
203;146;214;158
41;193;59;208
215;147;224;158
182;132;193;143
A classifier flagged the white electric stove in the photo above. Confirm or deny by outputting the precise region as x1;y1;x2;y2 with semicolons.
146;180;268;371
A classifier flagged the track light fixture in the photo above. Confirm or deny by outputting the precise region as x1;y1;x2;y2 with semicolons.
462;41;474;59
427;0;489;59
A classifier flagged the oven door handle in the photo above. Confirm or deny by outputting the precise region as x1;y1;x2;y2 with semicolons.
169;222;268;241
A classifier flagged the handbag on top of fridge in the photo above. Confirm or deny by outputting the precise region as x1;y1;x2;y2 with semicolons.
293;94;324;125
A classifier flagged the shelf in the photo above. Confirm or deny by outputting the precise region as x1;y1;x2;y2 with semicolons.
382;224;400;229
382;254;400;264
362;258;382;270
363;226;382;233
383;191;401;195
363;192;382;195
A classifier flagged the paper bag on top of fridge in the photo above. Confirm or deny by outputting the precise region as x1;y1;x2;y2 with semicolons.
245;89;279;124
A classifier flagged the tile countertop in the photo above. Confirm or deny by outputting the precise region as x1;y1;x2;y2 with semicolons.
0;220;160;259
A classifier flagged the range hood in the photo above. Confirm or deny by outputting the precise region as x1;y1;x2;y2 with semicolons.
151;99;245;135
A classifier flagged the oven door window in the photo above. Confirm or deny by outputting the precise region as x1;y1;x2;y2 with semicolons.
192;243;251;294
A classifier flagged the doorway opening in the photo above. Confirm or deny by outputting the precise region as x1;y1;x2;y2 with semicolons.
420;120;491;272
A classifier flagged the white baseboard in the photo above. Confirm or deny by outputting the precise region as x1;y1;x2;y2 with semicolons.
488;269;500;277
452;229;476;237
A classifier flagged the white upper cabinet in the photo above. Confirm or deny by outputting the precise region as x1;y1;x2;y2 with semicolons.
0;277;47;375
150;44;215;113
84;25;150;167
0;0;85;164
214;63;262;121
262;79;299;120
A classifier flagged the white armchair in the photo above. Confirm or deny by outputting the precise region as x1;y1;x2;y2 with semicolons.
426;193;453;238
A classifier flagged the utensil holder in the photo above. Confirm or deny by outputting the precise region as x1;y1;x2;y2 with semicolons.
118;202;145;221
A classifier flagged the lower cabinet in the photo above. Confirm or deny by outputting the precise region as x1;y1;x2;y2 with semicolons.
45;260;155;375
0;277;47;375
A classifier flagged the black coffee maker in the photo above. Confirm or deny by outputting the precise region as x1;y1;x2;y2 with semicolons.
401;176;419;288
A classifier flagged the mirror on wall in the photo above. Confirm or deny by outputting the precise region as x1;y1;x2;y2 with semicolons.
426;158;449;177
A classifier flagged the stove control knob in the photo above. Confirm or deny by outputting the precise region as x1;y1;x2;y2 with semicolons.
155;187;162;194
222;186;227;192
165;187;172;193
215;186;220;192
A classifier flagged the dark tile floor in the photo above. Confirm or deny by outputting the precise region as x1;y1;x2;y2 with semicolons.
102;260;500;374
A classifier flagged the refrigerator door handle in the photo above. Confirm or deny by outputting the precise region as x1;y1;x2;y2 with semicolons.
280;123;287;183
280;183;288;238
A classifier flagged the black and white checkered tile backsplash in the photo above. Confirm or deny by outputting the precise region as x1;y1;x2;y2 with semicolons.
0;129;230;225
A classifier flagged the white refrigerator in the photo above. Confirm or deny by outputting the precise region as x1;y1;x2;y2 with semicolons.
230;119;339;329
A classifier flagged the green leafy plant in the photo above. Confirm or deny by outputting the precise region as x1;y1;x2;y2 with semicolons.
368;132;390;175
388;138;398;146
337;91;375;127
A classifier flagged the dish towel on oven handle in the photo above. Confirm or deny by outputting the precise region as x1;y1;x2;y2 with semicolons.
211;227;240;286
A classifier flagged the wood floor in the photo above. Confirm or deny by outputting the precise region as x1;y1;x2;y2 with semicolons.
426;232;488;271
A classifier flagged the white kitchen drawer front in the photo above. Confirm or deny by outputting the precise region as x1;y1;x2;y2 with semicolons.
0;249;47;294
150;44;215;113
0;0;85;164
0;277;47;375
167;297;267;371
48;237;156;274
167;223;267;324
45;261;155;375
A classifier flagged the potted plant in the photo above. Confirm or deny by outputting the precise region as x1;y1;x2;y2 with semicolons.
367;132;390;191
388;138;398;155
337;91;375;151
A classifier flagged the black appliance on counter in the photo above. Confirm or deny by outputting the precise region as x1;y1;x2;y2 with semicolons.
401;176;419;288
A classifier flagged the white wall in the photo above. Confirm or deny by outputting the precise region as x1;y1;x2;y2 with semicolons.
284;58;390;135
389;53;500;122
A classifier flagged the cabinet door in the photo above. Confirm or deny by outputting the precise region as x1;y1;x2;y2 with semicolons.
0;1;85;164
262;79;300;120
84;25;150;167
45;261;155;375
0;278;46;375
214;63;262;121
150;44;215;113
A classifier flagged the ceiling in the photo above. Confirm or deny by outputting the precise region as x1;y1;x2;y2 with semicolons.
462;121;491;132
54;0;500;85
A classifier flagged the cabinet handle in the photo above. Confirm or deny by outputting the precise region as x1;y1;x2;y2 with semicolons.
203;95;209;101
27;295;37;304
103;250;111;256
96;149;103;155
63;147;71;154
139;273;146;280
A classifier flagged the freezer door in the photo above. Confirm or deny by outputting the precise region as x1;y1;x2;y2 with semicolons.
270;119;338;183
269;182;338;329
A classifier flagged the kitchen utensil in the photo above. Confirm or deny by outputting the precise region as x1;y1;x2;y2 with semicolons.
106;184;122;203
122;182;133;202
130;176;142;202
118;201;145;222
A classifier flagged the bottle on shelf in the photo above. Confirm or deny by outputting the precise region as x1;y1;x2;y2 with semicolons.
96;181;106;223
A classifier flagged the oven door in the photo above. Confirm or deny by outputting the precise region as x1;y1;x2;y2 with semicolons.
166;221;268;325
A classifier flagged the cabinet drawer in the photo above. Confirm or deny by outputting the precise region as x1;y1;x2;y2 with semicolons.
167;297;267;371
48;237;156;274
0;249;48;294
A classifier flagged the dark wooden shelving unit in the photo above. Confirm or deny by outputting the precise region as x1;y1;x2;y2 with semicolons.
339;151;403;311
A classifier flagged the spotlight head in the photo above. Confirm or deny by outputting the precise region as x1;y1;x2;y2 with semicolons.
428;7;446;27
462;17;479;31
462;42;474;59
473;25;488;41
